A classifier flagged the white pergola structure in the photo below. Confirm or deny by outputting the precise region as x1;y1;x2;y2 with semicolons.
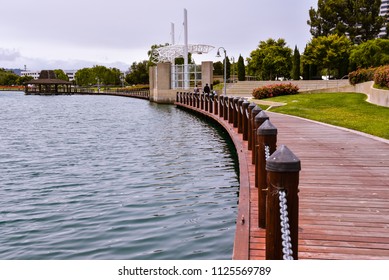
151;9;214;89
150;44;214;64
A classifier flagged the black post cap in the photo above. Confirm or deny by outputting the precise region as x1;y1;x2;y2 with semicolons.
254;110;269;125
266;145;301;172
257;119;278;135
248;102;256;110
251;105;262;116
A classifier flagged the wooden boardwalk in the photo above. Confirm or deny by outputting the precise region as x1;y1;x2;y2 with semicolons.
175;99;389;260
249;112;389;260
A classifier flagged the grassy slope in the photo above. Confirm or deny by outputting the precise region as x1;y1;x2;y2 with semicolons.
260;92;389;139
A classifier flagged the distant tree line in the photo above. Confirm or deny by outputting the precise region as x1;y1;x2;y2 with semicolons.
0;69;32;85
75;65;122;86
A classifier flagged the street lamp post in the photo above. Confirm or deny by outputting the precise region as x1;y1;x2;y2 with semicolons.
216;47;227;96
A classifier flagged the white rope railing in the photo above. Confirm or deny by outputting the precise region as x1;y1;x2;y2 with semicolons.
265;145;270;160
279;190;293;260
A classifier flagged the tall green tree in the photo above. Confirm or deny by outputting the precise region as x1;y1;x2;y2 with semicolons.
349;38;389;68
302;34;352;79
75;68;95;86
125;60;149;85
308;0;385;43
54;69;69;81
292;46;301;80
213;61;223;76
0;70;19;85
247;38;292;80
237;55;246;81
225;56;231;80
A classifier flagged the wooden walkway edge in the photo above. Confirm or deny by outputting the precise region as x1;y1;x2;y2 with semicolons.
266;112;389;260
176;101;389;260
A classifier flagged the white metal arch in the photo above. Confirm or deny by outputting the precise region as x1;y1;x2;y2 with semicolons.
151;44;214;63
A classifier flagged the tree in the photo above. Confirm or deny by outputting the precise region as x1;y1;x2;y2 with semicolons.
0;69;21;85
225;56;231;80
349;38;389;68
125;60;149;85
292;46;301;80
213;61;223;76
247;38;292;80
18;75;34;85
75;68;95;86
302;34;352;79
308;0;385;43
237;55;246;81
54;69;69;81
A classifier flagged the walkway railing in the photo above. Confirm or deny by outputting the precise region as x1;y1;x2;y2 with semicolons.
76;88;150;100
25;87;150;100
175;91;301;260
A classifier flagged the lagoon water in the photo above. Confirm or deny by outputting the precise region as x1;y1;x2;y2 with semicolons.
0;91;239;260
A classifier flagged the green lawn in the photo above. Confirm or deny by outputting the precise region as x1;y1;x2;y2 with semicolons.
257;92;389;139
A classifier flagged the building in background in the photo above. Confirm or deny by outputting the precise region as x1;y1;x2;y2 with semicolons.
379;0;389;38
20;70;40;80
64;70;77;82
20;69;77;81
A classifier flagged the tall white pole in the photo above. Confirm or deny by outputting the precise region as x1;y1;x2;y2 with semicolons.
184;8;189;89
171;22;175;45
171;22;175;89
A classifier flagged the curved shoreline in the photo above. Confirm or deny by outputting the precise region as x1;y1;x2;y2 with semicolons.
175;102;251;260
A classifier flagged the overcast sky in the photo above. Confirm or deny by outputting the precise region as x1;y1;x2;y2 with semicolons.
1;0;318;71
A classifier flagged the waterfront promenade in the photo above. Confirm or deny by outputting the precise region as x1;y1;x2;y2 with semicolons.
176;94;389;260
251;112;389;260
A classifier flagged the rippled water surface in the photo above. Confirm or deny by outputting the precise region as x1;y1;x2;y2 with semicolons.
0;91;239;259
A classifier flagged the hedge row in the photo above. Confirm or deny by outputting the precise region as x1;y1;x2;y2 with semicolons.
349;65;389;88
348;68;376;85
252;83;299;99
374;65;389;88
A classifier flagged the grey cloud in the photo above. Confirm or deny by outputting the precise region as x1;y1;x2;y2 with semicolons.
0;48;21;61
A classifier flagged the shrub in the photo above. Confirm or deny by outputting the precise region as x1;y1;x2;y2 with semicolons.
374;65;389;88
348;68;376;85
252;83;299;99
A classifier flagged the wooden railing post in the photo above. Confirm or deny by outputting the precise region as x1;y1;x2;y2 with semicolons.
200;93;204;110
204;93;209;111
266;145;300;260
219;95;224;118
213;93;218;115
256;120;277;228
249;105;262;151
209;92;213;114
242;101;250;140
247;103;256;148
238;98;244;133
196;92;200;108
252;110;268;164
228;97;234;124
224;96;229;120
192;92;196;107
233;97;239;128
